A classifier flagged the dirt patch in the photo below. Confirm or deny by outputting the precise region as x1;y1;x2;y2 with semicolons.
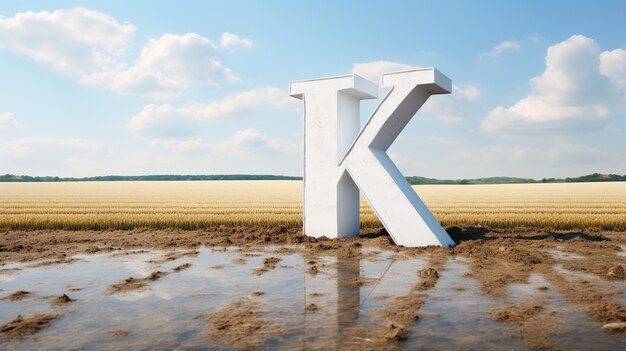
379;293;427;341
110;249;149;257
173;263;192;272
559;256;625;281
147;250;199;264
201;297;283;350
602;322;626;333
0;313;61;341
447;226;626;348
349;277;377;287
108;271;169;294
304;303;318;312
107;329;129;337
377;266;441;341
491;301;561;350
271;247;297;255
191;293;214;299
0;267;21;275
417;267;439;290
254;257;281;276
451;236;553;296
0;227;394;264
28;257;81;268
492;302;547;323
1;290;31;301
49;294;74;307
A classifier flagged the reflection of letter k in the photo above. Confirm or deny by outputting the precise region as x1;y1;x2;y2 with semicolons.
290;68;455;247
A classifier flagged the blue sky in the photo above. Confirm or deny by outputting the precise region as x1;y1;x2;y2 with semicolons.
0;1;625;178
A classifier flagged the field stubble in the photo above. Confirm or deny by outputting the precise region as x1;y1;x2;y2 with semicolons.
0;180;625;231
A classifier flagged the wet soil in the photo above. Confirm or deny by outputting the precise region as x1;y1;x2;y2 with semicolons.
173;263;192;272
491;301;561;350
1;290;31;302
49;294;74;307
1;226;625;350
107;329;129;338
254;257;282;275
0;313;61;341
108;271;170;294
198;297;283;350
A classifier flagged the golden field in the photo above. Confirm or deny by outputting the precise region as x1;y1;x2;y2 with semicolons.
0;180;625;231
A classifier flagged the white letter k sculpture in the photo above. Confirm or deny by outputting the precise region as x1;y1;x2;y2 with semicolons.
290;68;455;248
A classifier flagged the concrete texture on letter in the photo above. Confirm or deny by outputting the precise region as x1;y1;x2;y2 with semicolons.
290;68;454;247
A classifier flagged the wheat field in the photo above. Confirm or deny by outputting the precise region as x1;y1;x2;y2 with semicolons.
0;180;625;231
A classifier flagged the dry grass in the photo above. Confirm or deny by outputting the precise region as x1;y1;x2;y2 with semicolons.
0;180;625;231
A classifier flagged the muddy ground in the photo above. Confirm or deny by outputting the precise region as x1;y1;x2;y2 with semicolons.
1;226;625;349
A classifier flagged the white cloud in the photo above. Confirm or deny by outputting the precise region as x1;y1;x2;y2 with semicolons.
128;87;298;138
127;104;201;139
138;128;301;175
600;48;626;89
482;35;625;136
352;61;480;124
0;112;16;128
153;129;299;157
0;8;239;99
83;33;238;99
480;40;521;58
0;7;135;75
214;128;299;154
423;84;481;124
220;32;253;49
352;60;415;83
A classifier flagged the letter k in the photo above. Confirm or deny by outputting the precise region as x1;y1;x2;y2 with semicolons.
290;68;454;247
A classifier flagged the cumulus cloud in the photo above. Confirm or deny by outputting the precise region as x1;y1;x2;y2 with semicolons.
0;7;135;75
83;33;238;99
0;8;239;99
482;35;626;136
215;128;299;154
600;48;626;89
352;60;480;124
153;129;299;156
423;84;481;124
219;32;253;48
0;112;16;128
480;40;521;58
127;87;298;138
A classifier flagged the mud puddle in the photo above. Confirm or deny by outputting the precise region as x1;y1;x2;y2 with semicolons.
1;244;625;350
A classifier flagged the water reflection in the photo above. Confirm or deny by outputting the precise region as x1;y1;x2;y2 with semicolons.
301;255;363;349
0;247;624;350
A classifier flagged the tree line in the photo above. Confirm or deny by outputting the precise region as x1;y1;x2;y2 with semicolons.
1;173;625;184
